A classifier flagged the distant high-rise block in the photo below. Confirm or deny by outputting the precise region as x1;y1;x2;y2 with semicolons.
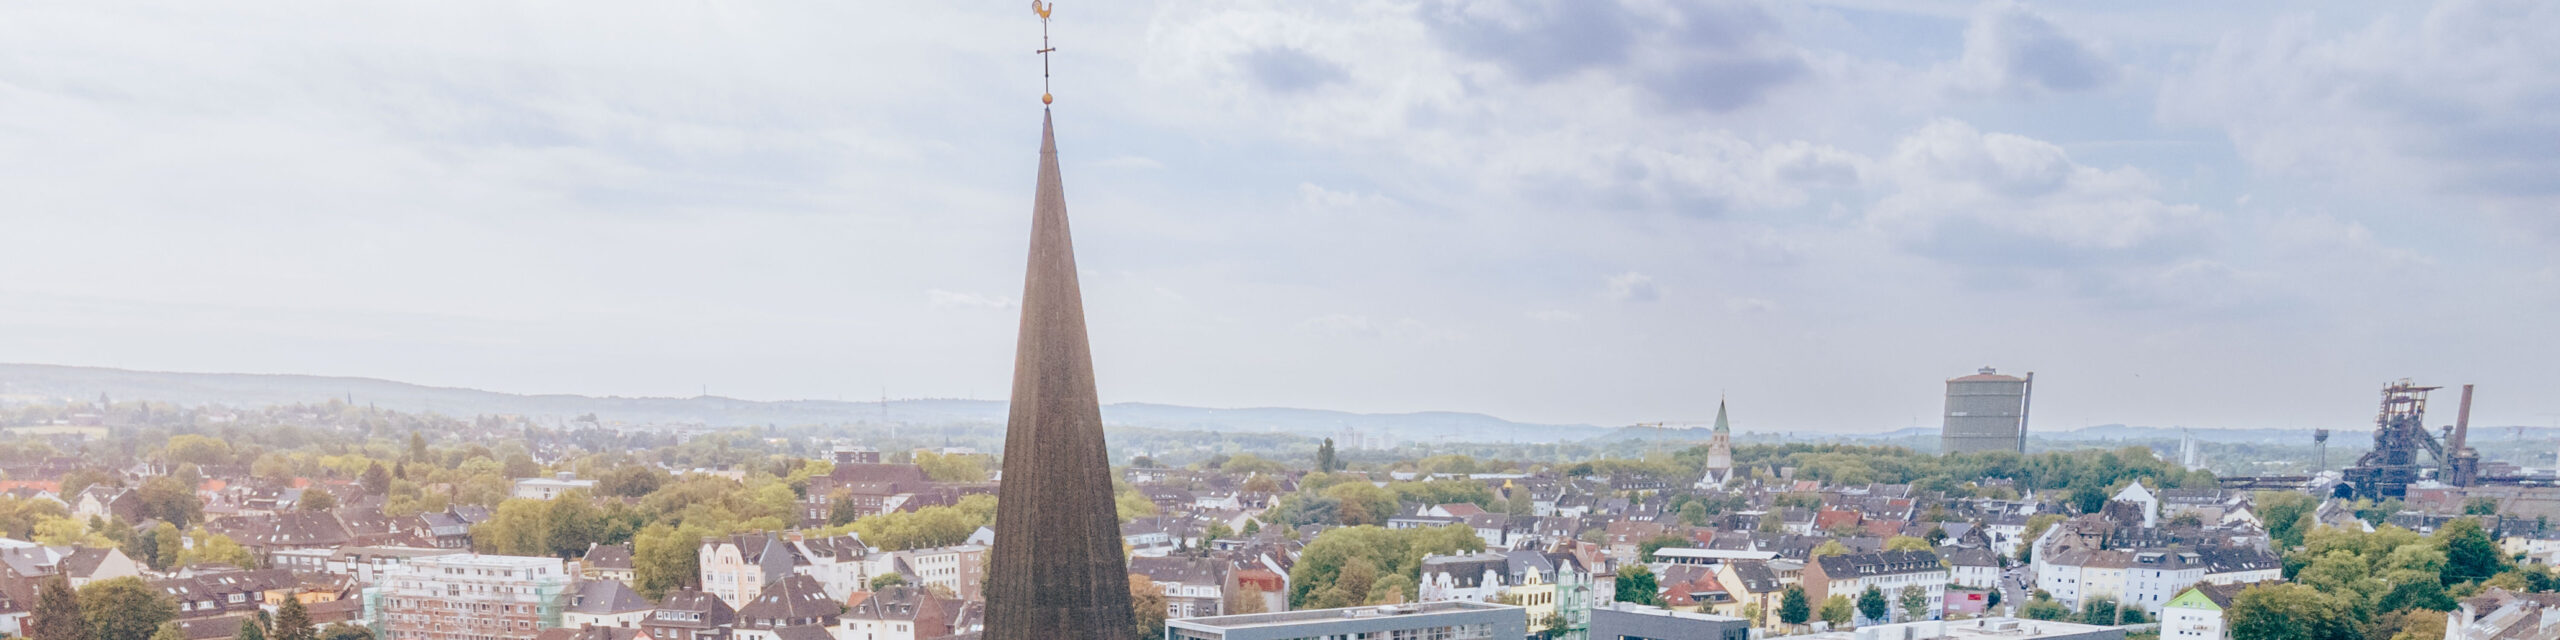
1941;367;2031;455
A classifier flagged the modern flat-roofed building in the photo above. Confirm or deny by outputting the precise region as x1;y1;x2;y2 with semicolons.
369;554;572;640
1166;601;1524;640
1942;367;2032;455
1795;618;2123;640
1590;602;1749;640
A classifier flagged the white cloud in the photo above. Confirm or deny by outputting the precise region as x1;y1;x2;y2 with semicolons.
2160;0;2560;227
1941;0;2119;96
1602;272;1660;302
1874;119;2210;260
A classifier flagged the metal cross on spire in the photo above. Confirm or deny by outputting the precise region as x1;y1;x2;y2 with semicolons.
1033;0;1056;105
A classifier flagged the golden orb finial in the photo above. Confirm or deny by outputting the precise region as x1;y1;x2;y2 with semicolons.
1035;1;1057;105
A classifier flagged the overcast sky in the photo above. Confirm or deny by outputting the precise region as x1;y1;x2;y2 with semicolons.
3;0;2555;433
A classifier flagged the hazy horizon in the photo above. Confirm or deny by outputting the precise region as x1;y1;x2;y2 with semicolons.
4;1;2554;432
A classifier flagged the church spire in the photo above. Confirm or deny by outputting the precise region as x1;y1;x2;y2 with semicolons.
982;109;1137;639
1713;397;1731;434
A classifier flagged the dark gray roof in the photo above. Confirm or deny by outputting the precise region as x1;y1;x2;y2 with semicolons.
648;588;736;629
570;580;652;614
735;575;840;626
584;543;633;570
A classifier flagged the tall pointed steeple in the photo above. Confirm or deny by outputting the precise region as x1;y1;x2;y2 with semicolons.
983;110;1137;640
1704;397;1735;486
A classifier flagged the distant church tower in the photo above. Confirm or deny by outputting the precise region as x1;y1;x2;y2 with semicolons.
1701;399;1736;488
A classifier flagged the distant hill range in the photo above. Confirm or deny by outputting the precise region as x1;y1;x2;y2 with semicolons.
1581;421;2560;446
0;363;1611;443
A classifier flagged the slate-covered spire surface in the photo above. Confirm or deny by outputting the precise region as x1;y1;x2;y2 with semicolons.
982;110;1137;640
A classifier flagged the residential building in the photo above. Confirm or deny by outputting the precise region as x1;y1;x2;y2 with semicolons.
1129;556;1233;620
1943;547;2002;590
2162;582;2251;640
841;585;959;640
530;626;649;640
513;473;598;500
328;546;466;584
155;568;300;620
700;533;806;609
371;554;574;640
2122;550;2207;612
731;574;840;640
642;589;734;640
1166;600;1526;640
1714;560;1791;631
582;543;635;584
71;486;144;522
1804;550;1950;623
796;535;868;602
563;580;653;629
1418;553;1511;603
2451;588;2560;640
207;511;353;565
0;539;142;588
867;544;983;603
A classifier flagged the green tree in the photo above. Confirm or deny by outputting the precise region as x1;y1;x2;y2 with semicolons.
299;489;337;512
361;463;392;496
2228;584;2356;640
162;435;236;467
79;576;178;640
318;624;372;640
2463;497;2499;516
2068;486;2108;514
1857;585;1889;623
1779;585;1812;627
273;597;315;640
1129;573;1168;640
29;576;88;640
2438;518;2506;585
1821;595;1855;628
2256;491;2319;549
1615;566;1661;606
632;522;711;599
136;476;202;529
1680;502;1710;526
1812;539;1851;558
407;432;429;461
1317;439;1339;473
234;618;266;640
150;523;183;571
1637;534;1690;563
1285;525;1482;608
151;621;187;640
2022;596;2069;621
1899;585;1929;622
1885;536;1934;552
870;573;909;590
912;452;989;483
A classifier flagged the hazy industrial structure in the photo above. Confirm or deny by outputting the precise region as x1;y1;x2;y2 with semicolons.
2342;380;2484;499
2312;429;2331;472
1941;367;2033;455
